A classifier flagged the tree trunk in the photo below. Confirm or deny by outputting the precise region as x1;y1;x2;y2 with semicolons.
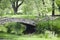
52;0;55;16
13;7;18;14
11;1;18;14
58;7;60;12
11;0;24;14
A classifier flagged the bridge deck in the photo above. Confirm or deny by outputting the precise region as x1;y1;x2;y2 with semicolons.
0;17;36;26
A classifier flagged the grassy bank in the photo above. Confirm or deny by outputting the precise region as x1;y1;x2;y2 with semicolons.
0;33;60;40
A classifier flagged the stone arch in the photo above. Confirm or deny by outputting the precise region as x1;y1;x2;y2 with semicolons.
0;18;36;34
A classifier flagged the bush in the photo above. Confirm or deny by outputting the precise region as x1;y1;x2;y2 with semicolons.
36;17;60;36
52;18;60;35
36;20;50;34
4;22;25;35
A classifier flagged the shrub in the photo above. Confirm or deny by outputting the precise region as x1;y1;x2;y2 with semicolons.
4;22;25;35
36;20;50;34
36;17;60;35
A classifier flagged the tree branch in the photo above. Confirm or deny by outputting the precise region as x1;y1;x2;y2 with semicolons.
17;0;24;8
16;0;18;8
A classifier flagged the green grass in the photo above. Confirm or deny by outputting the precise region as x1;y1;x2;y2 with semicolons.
0;33;60;40
0;15;39;20
2;15;36;18
0;33;19;39
17;37;60;40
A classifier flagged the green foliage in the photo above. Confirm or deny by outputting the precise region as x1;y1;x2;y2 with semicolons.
36;21;50;34
52;18;60;34
0;0;59;15
4;22;25;34
56;0;60;7
0;0;10;9
0;9;4;17
36;17;60;35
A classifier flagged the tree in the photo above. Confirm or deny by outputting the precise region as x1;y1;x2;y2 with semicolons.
0;0;10;9
10;0;24;14
0;0;10;17
34;0;41;16
22;0;34;15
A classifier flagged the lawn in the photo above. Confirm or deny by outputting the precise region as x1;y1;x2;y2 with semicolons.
2;15;37;18
0;15;39;21
0;33;60;40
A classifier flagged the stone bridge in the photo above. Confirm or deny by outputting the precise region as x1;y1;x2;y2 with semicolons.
0;16;58;26
0;17;58;34
0;17;36;26
0;17;36;34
